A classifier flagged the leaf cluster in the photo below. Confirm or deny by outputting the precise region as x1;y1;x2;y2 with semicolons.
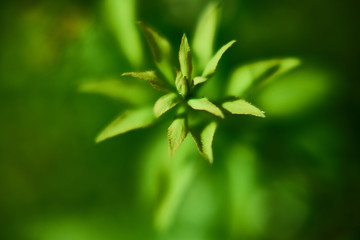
90;3;300;163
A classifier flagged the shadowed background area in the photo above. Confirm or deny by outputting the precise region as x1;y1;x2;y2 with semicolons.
0;0;359;239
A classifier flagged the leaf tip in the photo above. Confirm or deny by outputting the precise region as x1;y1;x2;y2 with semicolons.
260;111;266;118
202;153;214;164
95;135;105;144
167;129;176;158
226;40;237;49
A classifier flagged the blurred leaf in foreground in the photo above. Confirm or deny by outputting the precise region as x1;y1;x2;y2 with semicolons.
257;66;333;117
104;0;144;68
226;144;267;239
140;133;197;232
78;78;155;106
226;58;301;97
192;2;221;71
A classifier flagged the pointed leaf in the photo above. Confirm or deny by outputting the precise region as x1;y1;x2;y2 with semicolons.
175;71;188;97
226;58;301;97
79;79;154;105
122;71;171;92
139;22;175;82
192;2;221;70
179;34;192;81
202;40;236;78
188;98;224;118
153;93;180;118
96;107;156;143
168;118;188;157
192;76;208;86
222;99;265;118
191;122;217;164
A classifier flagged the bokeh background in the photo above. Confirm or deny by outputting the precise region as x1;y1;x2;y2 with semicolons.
1;0;359;239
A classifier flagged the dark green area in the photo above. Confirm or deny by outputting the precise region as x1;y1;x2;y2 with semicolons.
0;0;359;239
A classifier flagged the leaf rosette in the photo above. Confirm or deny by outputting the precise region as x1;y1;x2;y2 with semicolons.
86;3;300;163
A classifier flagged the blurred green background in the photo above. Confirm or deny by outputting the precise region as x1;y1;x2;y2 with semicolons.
0;0;359;239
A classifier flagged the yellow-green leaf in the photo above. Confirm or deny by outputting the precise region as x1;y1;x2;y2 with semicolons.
153;93;180;118
139;22;175;82
202;40;236;78
190;122;217;164
222;99;265;118
226;58;301;97
168;118;188;157
192;76;208;86
122;71;171;92
179;34;192;81
96;107;156;143
188;98;224;118
192;2;221;70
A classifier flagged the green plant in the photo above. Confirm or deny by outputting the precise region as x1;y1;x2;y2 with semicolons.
89;2;300;164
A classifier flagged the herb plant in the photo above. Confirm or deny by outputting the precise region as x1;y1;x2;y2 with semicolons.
90;3;300;164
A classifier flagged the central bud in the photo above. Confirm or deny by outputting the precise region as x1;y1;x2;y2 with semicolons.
175;72;189;98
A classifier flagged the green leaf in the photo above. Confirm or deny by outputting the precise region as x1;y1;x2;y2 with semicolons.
190;122;217;164
104;0;144;68
192;2;221;71
78;79;154;105
168;118;188;157
179;34;192;81
122;71;171;92
222;99;265;118
188;98;224;118
226;58;301;97
175;71;188;97
192;76;208;86
139;22;175;83
96;107;156;143
153;93;180;118
202;40;236;78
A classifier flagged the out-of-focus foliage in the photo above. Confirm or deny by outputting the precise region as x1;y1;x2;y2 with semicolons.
226;57;301;98
104;0;144;68
0;0;359;240
192;2;220;71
